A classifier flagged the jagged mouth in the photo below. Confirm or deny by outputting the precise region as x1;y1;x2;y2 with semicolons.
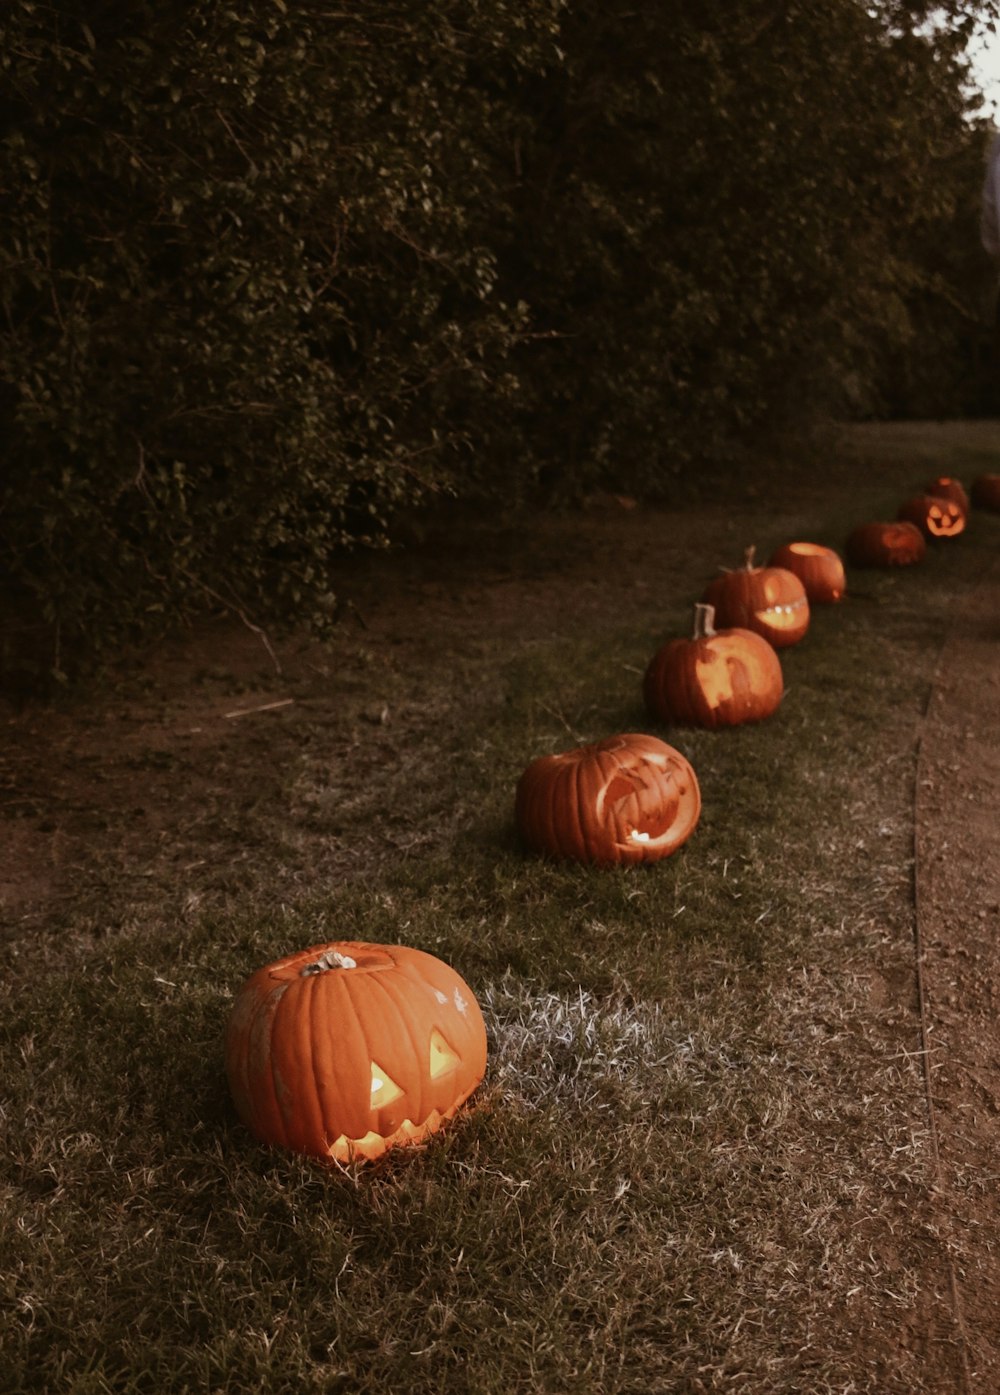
755;597;807;627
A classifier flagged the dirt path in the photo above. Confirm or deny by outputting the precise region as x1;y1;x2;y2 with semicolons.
915;551;1000;1390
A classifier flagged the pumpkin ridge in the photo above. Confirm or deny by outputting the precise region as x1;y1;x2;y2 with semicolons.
572;748;592;862
595;746;621;858
368;968;431;1132
672;640;693;723
598;745;636;858
298;972;328;1152
540;758;565;860
592;750;617;835
270;975;317;1154
331;971;397;1156
661;646;681;723
250;982;292;1151
681;642;703;723
300;972;334;1152
322;964;372;1147
544;761;565;858
544;757;567;860
248;980;293;1152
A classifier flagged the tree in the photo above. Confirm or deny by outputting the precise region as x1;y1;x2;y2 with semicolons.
1;1;993;680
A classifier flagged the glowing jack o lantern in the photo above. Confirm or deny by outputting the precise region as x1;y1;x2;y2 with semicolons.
515;732;700;866
924;476;970;516
845;521;926;568
971;474;1000;512
225;942;487;1164
701;545;809;648
767;542;845;604
897;494;966;540
643;603;783;729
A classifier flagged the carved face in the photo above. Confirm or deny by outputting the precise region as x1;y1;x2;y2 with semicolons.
702;551;809;648
846;521;926;567
898;495;966;539
694;639;763;707
515;732;701;865
225;942;488;1164
644;605;783;729
753;586;809;635
924;476;969;515
767;542;846;604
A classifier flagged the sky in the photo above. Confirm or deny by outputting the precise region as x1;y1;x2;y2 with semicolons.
966;21;1000;120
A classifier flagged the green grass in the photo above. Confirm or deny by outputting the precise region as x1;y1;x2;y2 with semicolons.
2;422;998;1393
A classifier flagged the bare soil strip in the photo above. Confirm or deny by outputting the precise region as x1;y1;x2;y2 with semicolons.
915;551;1000;1390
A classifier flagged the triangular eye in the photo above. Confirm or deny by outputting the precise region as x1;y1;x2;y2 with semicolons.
370;1061;404;1108
429;1029;460;1079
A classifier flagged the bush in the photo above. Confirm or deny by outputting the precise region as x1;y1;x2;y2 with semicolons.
0;1;990;678
0;1;557;675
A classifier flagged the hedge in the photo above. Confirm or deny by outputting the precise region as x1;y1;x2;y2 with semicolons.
0;1;993;678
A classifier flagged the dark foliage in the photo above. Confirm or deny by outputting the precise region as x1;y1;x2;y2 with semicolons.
0;0;994;677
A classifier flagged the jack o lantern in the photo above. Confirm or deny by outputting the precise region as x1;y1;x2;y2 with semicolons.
845;521;926;568
971;474;1000;511
643;603;783;729
767;542;845;603
924;476;969;516
515;732;700;866
701;546;809;648
897;494;966;540
225;941;487;1164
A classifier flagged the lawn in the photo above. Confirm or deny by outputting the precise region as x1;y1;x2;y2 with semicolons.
2;421;998;1394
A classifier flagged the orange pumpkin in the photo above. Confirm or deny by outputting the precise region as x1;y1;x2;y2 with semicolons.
767;542;846;603
225;941;487;1164
701;546;809;648
644;603;783;729
971;474;1000;511
515;732;700;866
845;521;926;568
897;494;965;540
924;476;969;516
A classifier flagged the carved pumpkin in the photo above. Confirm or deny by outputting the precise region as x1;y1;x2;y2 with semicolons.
767;542;846;603
897;494;966;539
643;603;783;729
845;521;926;568
515;732;700;866
924;476;970;516
225;941;487;1164
971;474;1000;511
701;546;809;648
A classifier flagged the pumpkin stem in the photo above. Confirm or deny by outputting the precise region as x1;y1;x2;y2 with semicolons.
692;603;716;640
742;545;757;571
301;950;357;976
